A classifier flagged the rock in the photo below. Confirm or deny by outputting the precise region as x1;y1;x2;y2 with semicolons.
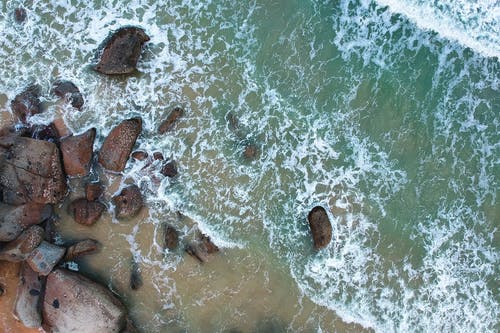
153;152;164;160
122;317;139;333
185;234;219;263
112;185;143;219
0;203;52;242
60;128;96;177
0;226;45;262
27;241;66;276
64;239;99;262
0;136;67;205
26;123;60;143
98;118;142;172
42;268;127;333
13;263;43;328
243;143;258;160
307;206;332;250
85;183;104;201
52;118;71;138
95;27;150;75
163;225;179;250
160;160;178;178
131;150;148;161
51;80;84;109
129;259;142;290
10;85;42;123
68;198;105;226
158;107;184;134
14;7;27;24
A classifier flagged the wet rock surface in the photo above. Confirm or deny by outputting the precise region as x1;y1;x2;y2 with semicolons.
129;259;142;291
64;239;99;262
0;203;52;242
98;118;142;172
13;263;43;328
27;241;66;276
51;80;84;109
112;185;143;219
307;206;332;250
160;160;178;178
68;198;106;226
0;226;45;262
95;27;150;75
10;85;42;123
185;234;219;263
85;182;104;201
158;107;184;134
163;225;179;250
60;128;96;177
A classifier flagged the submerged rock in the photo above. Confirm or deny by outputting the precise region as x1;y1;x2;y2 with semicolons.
0;137;67;205
158;107;184;134
95;27;150;75
42;268;127;333
243;143;258;160
0;226;45;262
60;128;96;177
185;234;219;263
98;118;142;172
112;185;143;219
10;85;42;123
52;80;84;109
129;259;142;291
153;151;164;160
68;198;105;226
160;160;178;178
13;263;43;328
14;7;27;23
0;203;52;242
27;241;66;276
307;206;332;250
85;182;104;201
163;225;179;250
64;239;99;262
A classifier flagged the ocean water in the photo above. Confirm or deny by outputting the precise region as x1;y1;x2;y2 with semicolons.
0;0;498;332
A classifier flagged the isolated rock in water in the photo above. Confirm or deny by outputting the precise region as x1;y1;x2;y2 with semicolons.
10;85;42;123
64;239;99;262
243;143;258;160
42;268;127;333
163;225;179;250
95;27;150;75
14;7;27;23
158;107;184;134
68;198;105;226
60;128;96;177
131;150;148;161
98;118;142;172
0;203;52;242
153;151;164;160
27;241;66;276
112;185;143;219
0;137;67;205
52;118;71;138
85;182;104;201
13;263;43;328
160;160;178;178
185;234;219;263
26;123;60;143
129;259;142;290
307;206;332;250
0;226;45;262
52;80;84;109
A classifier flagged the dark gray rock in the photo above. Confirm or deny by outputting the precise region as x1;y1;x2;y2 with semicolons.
64;239;99;262
52;80;84;109
163;225;179;250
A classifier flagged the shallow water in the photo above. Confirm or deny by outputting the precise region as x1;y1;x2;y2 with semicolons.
0;0;498;332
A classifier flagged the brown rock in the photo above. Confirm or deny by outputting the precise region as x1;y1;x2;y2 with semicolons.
68;198;105;226
185;234;219;263
95;27;150;75
60;128;96;177
27;241;65;276
13;263;43;328
26;123;60;144
42;269;127;333
158;107;184;134
64;239;99;262
160;160;178;178
51;80;84;109
243;144;258;160
98;118;142;172
131;150;148;161
0;137;67;205
153;151;164;160
0;203;52;242
0;226;44;262
14;7;27;23
163;225;179;250
52;118;71;138
85;183;104;201
112;185;143;219
307;206;332;250
11;85;42;123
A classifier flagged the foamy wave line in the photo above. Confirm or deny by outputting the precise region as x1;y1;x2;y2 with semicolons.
375;0;500;59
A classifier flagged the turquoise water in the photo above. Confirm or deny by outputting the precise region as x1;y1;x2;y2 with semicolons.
0;0;498;332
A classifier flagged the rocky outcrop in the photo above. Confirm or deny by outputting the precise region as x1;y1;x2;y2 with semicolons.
112;185;143;219
163;225;179;250
13;263;43;328
60;128;96;177
0;203;52;242
185;234;219;263
85;183;104;201
64;239;99;262
307;206;332;250
10;85;42;123
95;27;150;75
51;80;84;109
0;136;67;205
27;241;65;276
0;226;45;262
98;118;142;172
42;269;127;333
158;107;184;134
68;198;105;226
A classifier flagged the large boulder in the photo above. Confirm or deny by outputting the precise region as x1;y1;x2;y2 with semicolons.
13;263;43;328
307;206;332;250
0;203;52;242
0;136;67;205
42;268;127;333
51;80;84;109
112;185;143;219
98;118;142;172
10;85;42;123
95;27;150;75
158;107;184;134
60;128;96;177
0;225;45;262
68;198;105;226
